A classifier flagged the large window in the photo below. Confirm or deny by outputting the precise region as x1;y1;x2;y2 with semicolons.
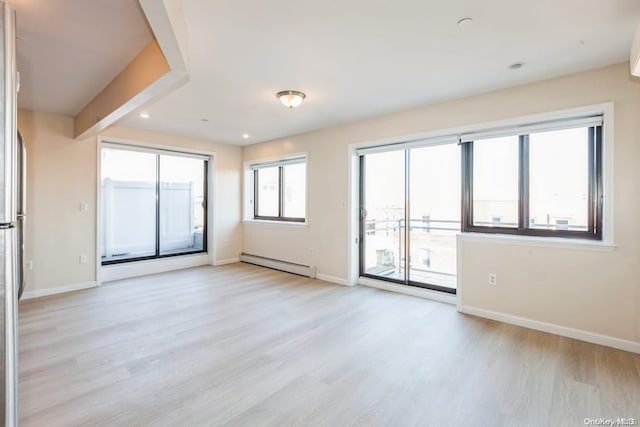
101;144;208;264
461;119;602;239
252;157;306;222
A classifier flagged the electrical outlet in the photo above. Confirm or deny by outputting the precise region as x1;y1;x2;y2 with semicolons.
309;248;314;256
26;260;33;271
79;202;88;212
79;255;88;264
223;239;229;248
488;273;497;286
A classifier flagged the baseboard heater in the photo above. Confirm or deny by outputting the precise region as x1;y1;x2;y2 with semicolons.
239;253;316;278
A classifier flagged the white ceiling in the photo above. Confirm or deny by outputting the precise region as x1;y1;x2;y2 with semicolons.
14;0;640;144
15;0;153;115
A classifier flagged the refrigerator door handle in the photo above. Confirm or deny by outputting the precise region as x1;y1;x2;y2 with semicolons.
16;133;25;300
18;132;24;215
17;216;24;300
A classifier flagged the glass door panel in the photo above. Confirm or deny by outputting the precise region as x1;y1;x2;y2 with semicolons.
361;150;406;282
408;145;460;291
101;148;157;262
159;155;207;255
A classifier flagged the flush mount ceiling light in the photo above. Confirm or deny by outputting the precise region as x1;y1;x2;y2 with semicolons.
457;17;473;27
242;133;250;139
139;112;150;119
277;90;306;109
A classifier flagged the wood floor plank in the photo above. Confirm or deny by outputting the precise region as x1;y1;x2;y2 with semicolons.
18;263;640;426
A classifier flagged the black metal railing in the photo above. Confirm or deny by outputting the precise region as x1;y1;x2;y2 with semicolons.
365;218;460;235
365;217;587;234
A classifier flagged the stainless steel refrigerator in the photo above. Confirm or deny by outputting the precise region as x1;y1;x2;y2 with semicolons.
0;1;22;426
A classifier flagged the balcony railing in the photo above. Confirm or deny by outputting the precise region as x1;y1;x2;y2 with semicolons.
365;218;460;235
365;217;588;234
363;218;458;289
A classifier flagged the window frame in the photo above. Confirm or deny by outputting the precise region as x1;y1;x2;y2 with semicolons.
100;144;209;266
252;159;307;223
461;125;603;240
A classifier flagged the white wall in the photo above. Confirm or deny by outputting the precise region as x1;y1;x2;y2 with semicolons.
19;111;97;294
18;110;242;295
242;62;640;345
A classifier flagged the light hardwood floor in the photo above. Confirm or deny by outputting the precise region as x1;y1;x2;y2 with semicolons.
18;263;640;426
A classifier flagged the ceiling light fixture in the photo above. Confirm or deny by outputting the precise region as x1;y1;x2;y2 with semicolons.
242;133;250;139
457;17;473;27
277;90;306;109
139;113;150;119
508;62;525;70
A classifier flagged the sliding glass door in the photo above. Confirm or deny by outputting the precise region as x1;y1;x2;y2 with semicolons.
101;144;208;265
360;143;460;293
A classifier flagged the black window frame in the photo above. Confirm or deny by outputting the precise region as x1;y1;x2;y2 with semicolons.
101;147;209;266
461;125;603;240
253;162;306;223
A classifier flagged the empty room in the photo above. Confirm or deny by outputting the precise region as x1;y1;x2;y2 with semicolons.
0;0;639;426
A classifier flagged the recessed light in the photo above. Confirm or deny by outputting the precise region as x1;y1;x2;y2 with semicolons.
139;113;150;119
200;118;209;122
242;133;250;139
457;17;473;27
508;62;525;70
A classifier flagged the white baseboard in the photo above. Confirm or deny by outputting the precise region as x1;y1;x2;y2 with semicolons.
214;257;240;266
100;254;209;282
316;273;349;286
22;281;98;300
358;276;457;305
459;305;640;354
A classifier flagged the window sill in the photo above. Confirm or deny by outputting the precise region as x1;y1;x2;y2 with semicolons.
243;219;308;228
459;232;615;252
